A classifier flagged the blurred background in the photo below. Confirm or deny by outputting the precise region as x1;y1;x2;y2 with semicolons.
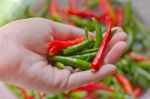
0;0;150;99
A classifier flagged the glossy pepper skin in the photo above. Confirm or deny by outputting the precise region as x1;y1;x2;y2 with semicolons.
65;8;103;22
48;37;84;56
71;52;96;59
71;82;114;92
63;39;93;55
114;73;133;94
98;0;117;25
91;21;112;72
116;5;124;27
92;18;102;48
49;56;90;70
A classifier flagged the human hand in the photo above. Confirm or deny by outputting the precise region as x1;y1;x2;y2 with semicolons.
0;18;127;93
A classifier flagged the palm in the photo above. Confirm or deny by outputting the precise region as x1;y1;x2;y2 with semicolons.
0;18;127;93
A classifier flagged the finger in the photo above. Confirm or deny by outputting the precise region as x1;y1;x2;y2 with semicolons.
66;64;116;90
104;41;127;64
49;21;93;40
109;27;128;49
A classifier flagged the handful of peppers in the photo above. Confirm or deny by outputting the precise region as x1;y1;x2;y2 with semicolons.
7;0;150;99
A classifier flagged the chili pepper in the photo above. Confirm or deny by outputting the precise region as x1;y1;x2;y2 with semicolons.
78;48;98;54
49;37;84;48
49;56;90;70
55;62;64;69
72;82;114;92
63;39;93;55
92;18;103;48
133;86;143;97
48;46;61;56
124;26;135;50
70;0;77;10
48;37;84;56
49;2;57;18
49;2;62;22
137;61;150;69
71;52;96;59
116;5;124;27
129;52;150;61
85;27;89;40
65;8;103;22
114;73;133;94
70;16;95;31
19;88;28;99
98;0;117;25
91;21;112;72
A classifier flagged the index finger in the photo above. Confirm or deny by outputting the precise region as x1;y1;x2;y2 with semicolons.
49;21;86;40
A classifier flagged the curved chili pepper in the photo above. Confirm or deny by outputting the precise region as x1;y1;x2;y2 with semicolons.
49;2;57;18
65;8;103;23
78;48;98;54
133;85;143;97
48;37;84;56
137;61;150;69
114;73;133;94
48;46;61;56
129;52;150;61
72;82;114;92
98;0;117;25
71;52;96;59
63;39;93;55
92;18;102;48
116;5;124;27
91;21;112;72
49;56;90;70
55;62;64;69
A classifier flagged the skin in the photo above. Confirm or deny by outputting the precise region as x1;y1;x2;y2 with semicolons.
0;18;127;93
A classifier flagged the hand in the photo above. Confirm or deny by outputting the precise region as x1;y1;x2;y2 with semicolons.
0;18;127;93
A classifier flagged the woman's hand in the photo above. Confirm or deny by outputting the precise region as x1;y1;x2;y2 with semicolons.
0;18;127;93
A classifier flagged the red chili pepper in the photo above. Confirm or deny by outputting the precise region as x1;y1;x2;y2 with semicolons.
49;2;57;18
70;0;77;9
98;0;117;25
133;86;143;97
71;82;114;93
129;52;150;61
116;5;124;27
65;8;103;23
48;46;61;56
91;20;112;72
48;37;84;56
19;88;28;98
114;73;133;94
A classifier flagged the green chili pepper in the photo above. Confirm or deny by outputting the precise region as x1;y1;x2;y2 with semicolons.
49;56;90;70
63;39;93;55
85;27;89;40
137;61;150;69
92;18;102;48
78;48;98;54
70;16;95;31
124;26;135;50
71;52;96;59
55;62;64;69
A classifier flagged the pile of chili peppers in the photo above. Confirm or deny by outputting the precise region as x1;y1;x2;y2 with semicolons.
7;0;150;99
